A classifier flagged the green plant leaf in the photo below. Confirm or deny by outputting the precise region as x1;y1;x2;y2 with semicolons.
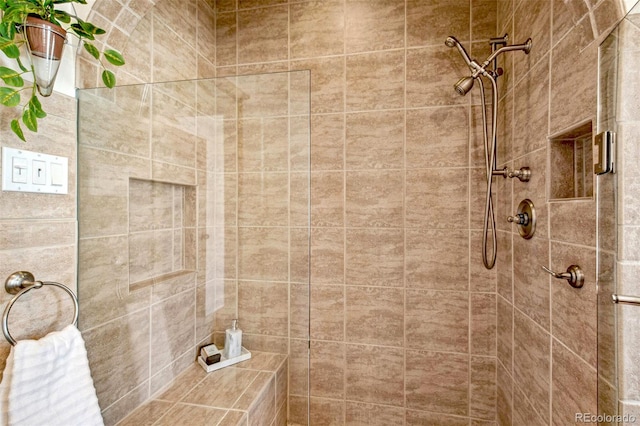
4;5;41;24
78;20;105;35
101;69;115;88
0;86;20;107
2;11;22;25
0;40;20;59
104;49;125;66
22;108;37;132
53;10;71;24
83;42;99;60
29;95;46;118
15;57;27;72
70;20;105;40
0;66;24;87
70;23;94;40
0;22;16;39
0;36;15;51
10;119;25;142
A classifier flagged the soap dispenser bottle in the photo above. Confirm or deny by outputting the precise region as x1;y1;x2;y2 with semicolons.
224;319;242;359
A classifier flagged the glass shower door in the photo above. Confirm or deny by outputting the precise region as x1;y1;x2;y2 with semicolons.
77;70;310;424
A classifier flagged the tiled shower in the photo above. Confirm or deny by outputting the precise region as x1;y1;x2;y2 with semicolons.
0;0;633;425
77;71;312;424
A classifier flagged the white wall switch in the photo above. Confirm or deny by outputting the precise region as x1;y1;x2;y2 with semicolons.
2;147;68;194
50;162;64;186
11;157;27;183
32;160;46;185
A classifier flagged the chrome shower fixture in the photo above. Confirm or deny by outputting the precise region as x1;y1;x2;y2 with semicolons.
444;33;533;270
493;166;531;182
446;34;532;96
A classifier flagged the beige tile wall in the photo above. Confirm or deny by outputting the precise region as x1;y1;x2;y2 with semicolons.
78;0;498;424
0;94;78;375
496;0;624;425
211;1;497;424
1;0;627;425
76;0;500;424
76;2;221;424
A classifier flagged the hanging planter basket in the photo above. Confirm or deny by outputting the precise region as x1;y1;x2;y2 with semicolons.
23;15;67;97
0;0;126;141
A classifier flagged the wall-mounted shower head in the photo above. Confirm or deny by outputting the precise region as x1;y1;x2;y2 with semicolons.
454;76;475;96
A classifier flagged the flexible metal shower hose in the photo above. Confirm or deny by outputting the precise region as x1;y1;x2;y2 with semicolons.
478;76;498;270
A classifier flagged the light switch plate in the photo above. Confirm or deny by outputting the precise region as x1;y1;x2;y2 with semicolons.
2;147;68;194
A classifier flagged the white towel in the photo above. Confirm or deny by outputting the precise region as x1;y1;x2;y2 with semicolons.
0;324;104;426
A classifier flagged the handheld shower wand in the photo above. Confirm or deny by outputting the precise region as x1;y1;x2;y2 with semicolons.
445;36;474;68
444;34;533;270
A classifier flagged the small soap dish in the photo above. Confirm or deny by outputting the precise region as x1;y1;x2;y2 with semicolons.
197;346;251;373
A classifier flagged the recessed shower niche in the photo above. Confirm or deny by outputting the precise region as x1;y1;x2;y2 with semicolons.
127;178;196;292
549;121;594;200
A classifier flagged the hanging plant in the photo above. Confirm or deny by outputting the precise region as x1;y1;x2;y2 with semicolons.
0;0;125;141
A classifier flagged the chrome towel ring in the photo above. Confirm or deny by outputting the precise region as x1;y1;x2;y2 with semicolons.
2;271;79;346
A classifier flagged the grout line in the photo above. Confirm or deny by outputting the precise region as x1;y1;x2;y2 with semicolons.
403;1;408;420
467;0;474;415
550;333;597;374
341;1;348;420
510;376;550;425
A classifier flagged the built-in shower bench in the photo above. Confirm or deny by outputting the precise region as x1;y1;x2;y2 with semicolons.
117;351;288;426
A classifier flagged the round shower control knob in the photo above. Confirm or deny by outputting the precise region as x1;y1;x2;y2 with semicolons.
508;199;536;239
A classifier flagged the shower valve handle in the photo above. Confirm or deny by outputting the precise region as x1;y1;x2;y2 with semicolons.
507;213;529;226
493;166;531;182
508;167;531;181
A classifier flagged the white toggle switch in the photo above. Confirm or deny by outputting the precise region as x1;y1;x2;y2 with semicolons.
2;147;68;194
50;162;64;186
12;157;27;183
32;160;46;185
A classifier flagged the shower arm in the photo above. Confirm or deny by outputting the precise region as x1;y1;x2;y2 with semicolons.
466;39;533;81
480;38;532;69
